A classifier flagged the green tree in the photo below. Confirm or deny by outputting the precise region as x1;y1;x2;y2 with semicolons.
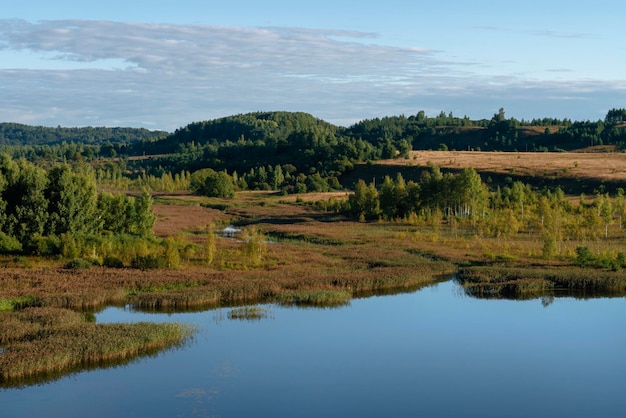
542;232;558;261
349;179;369;219
379;175;397;219
394;173;409;218
164;236;180;268
191;168;235;198
131;190;156;237
245;228;267;267
46;163;99;237
206;222;217;265
596;193;613;238
1;158;49;248
269;165;285;190
605;108;626;124
348;179;380;221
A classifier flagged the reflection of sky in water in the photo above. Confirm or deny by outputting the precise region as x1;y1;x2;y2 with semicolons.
2;280;626;418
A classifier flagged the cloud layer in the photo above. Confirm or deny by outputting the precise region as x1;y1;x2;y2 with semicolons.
1;20;625;130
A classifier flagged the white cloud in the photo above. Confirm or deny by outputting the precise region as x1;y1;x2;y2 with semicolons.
0;19;624;130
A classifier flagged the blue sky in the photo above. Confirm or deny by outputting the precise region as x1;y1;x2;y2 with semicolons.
1;1;625;130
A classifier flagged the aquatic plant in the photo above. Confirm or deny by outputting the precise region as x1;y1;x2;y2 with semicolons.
0;307;193;385
228;306;269;320
276;289;352;307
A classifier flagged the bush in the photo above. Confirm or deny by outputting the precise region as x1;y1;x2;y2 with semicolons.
131;254;164;270
30;235;61;256
64;258;93;270
102;256;125;268
575;246;595;266
0;232;23;254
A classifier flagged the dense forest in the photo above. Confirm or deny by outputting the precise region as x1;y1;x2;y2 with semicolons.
0;155;156;264
2;108;626;196
0;123;166;148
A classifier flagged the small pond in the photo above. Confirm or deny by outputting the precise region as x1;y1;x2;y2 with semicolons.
1;279;625;417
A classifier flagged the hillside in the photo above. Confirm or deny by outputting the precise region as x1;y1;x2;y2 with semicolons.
2;109;625;194
343;150;626;196
0;123;167;147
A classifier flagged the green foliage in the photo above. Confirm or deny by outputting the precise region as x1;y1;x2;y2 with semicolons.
244;228;267;268
164;237;181;269
60;233;80;259
131;254;163;270
348;179;380;220
30;235;61;256
542;234;558;260
63;258;93;270
102;255;125;268
575;246;595;266
0;123;166;147
190;168;235;198
132;190;156;237
206;223;217;266
0;232;22;253
277;289;352;307
0;156;49;247
575;246;626;271
97;190;155;238
347;164;488;222
605;108;626;124
46;163;100;236
0;155;156;256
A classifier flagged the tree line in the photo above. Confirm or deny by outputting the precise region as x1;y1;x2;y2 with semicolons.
0;154;155;257
2;109;625;200
336;164;626;267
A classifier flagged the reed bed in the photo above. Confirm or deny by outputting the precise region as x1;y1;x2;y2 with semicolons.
458;265;626;298
228;306;269;320
0;307;192;386
276;289;352;307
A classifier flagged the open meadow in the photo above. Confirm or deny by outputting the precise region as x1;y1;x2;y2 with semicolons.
401;149;626;183
339;149;626;197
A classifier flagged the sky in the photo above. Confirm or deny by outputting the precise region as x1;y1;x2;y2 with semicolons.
1;1;625;131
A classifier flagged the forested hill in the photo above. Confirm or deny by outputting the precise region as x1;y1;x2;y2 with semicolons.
0;123;167;147
138;111;340;155
3;109;626;177
128;111;371;179
345;108;626;153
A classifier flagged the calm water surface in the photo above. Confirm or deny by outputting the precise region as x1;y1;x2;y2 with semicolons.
1;279;625;418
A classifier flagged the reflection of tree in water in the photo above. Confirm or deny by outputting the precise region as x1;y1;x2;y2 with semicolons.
541;296;554;308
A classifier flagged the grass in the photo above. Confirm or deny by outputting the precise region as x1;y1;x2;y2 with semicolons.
457;265;626;298
276;289;352;307
381;150;626;184
0;192;457;386
354;150;626;195
0;307;193;387
228;306;270;320
4;166;626;386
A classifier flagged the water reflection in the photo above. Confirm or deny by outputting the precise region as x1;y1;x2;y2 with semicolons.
2;279;626;418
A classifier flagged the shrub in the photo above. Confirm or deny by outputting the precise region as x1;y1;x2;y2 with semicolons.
102;256;125;268
131;254;164;270
64;258;93;270
575;246;595;266
0;232;23;254
30;234;61;256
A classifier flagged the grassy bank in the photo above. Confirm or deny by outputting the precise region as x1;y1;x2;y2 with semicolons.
0;193;456;386
0;307;192;386
4;184;626;386
457;265;626;298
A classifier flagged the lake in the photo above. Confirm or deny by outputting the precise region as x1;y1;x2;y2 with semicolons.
1;279;625;418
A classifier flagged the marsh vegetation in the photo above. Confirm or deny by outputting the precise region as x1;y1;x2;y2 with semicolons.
2;109;626;387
